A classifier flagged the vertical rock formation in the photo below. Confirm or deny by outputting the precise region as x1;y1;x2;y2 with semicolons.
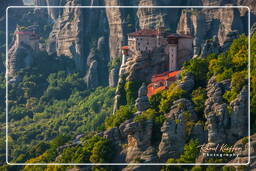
47;0;110;88
229;86;248;143
204;77;248;147
158;98;199;161
47;1;85;72
177;7;246;56
204;78;229;145
8;43;34;79
200;35;221;58
135;83;150;114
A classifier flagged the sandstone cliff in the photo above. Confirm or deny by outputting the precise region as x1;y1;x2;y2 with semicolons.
3;0;256;87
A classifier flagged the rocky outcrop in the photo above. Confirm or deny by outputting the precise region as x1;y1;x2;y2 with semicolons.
109;67;119;87
104;0;125;61
204;77;248;146
228;86;248;143
227;134;256;167
47;0;85;71
222;30;240;51
119;119;158;167
8;42;34;78
251;23;256;36
158;98;199;161
102;116;159;167
135;83;150;114
200;36;221;58
177;7;246;56
178;72;195;91
47;0;110;88
204;77;229;145
122;48;169;82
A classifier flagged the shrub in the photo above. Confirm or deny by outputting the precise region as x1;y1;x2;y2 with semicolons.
89;139;113;163
223;70;247;103
149;92;163;112
104;105;135;129
230;70;247;93
191;87;207;117
183;58;209;87
133;108;156;122
177;139;200;163
124;81;142;105
159;85;187;113
222;166;236;171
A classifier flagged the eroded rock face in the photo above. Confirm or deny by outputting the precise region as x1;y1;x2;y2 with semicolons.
122;48;169;82
103;118;158;168
47;0;110;88
222;30;240;51
200;36;221;58
158;98;199;161
177;8;245;56
109;67;119;87
47;0;85;71
178;72;195;92
8;42;34;78
135;83;150;114
227;133;256;168
204;77;229;145
228;86;248;143
204;77;248;146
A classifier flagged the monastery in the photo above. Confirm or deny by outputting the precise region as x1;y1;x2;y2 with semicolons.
120;28;193;97
14;25;39;51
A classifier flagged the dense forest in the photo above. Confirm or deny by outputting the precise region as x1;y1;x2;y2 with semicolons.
0;31;254;170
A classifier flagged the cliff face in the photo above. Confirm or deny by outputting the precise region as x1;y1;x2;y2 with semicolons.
3;0;255;87
47;0;110;88
177;8;245;56
47;0;85;71
0;0;24;73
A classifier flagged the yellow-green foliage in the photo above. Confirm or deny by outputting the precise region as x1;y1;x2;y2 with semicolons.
149;92;163;112
133;108;156;122
23;152;49;171
222;166;236;171
124;81;142;105
192;87;207;117
223;70;248;103
104;105;135;129
162;139;200;171
182;58;209;87
183;112;196;136
159;84;187;113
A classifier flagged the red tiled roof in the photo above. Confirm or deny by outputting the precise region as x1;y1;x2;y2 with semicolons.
128;29;159;37
147;70;181;97
151;70;181;82
121;46;129;50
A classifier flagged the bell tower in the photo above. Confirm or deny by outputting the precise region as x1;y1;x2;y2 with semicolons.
167;35;178;71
